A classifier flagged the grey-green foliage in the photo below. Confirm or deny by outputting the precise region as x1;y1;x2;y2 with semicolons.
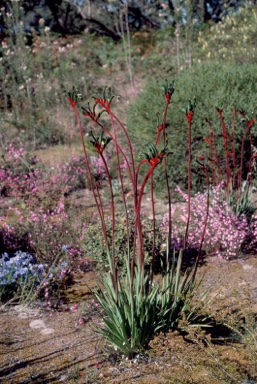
84;216;163;270
127;62;257;193
226;181;257;224
94;251;199;358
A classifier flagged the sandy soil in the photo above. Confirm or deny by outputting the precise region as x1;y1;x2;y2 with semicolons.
1;255;257;384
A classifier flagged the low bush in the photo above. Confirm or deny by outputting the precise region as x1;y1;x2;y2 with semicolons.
0;143;88;271
0;144;91;304
84;215;163;271
162;184;257;259
0;143;87;211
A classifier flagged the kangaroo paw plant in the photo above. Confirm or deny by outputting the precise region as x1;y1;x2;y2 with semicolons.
66;83;207;357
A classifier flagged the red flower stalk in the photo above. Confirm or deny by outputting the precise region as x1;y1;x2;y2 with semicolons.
238;118;255;190
231;109;238;183
67;85;176;284
203;137;211;146
159;83;174;260
182;99;196;249
154;123;169;147
194;161;210;277
94;87;119;112
90;131;112;155
162;80;175;105
98;150;118;299
94;91;137;205
203;136;216;185
67;98;77;108
165;93;171;103
186;110;194;124
85;100;137;276
84;110;98;121
205;118;221;185
136;143;168;270
136;164;157;269
150;172;156;281
66;87;82;110
66;92;113;284
95;98;111;111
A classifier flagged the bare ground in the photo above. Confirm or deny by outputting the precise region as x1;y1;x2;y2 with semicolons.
1;254;257;384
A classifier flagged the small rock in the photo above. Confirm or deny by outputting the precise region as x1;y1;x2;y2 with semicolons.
242;264;253;271
18;313;29;319
30;319;46;329
15;305;40;318
40;328;55;335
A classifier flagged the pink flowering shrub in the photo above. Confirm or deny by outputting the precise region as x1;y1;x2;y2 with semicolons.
1;144;120;211
162;184;257;259
1;145;88;210
0;218;25;252
0;144;91;269
0;143;117;271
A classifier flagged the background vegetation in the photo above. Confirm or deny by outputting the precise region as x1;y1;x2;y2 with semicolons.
128;62;257;193
1;0;257;272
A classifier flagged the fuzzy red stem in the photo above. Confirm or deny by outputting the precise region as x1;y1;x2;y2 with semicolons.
109;114;131;282
136;165;156;270
184;117;192;249
95;100;135;172
70;104;108;247
88;118;134;188
154;129;162;147
217;110;230;195
95;183;107;242
206;121;216;185
150;172;156;282
100;105;137;203
99;154;115;252
232;110;238;189
239;120;255;191
249;129;253;187
161;99;172;259
212;130;222;184
194;164;210;278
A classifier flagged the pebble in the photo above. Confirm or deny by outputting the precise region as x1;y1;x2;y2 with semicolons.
40;328;55;335
30;319;46;329
29;319;55;334
242;264;253;271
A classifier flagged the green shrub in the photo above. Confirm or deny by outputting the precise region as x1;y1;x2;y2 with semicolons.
127;62;257;193
84;215;163;271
